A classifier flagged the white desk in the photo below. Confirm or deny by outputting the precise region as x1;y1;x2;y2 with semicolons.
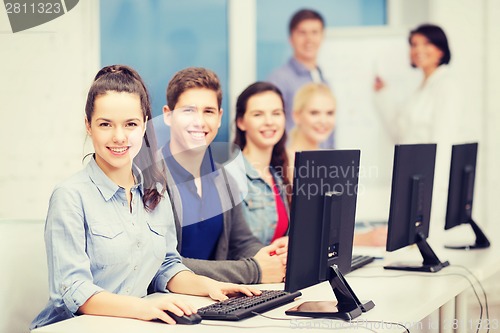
32;230;500;333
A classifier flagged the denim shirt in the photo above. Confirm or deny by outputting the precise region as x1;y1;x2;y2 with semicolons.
240;157;289;245
31;157;189;329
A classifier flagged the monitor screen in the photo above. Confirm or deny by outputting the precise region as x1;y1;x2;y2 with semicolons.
285;150;359;293
445;142;477;230
444;142;489;249
386;144;436;252
284;150;374;320
384;144;449;272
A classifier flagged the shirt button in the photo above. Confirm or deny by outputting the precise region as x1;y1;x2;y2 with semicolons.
134;265;138;271
126;288;130;294
137;242;141;248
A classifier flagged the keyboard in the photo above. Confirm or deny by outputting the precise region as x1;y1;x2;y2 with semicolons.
197;289;302;321
350;254;376;272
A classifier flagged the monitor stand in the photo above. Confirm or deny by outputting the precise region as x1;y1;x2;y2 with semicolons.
384;232;450;273
445;219;490;250
285;265;374;321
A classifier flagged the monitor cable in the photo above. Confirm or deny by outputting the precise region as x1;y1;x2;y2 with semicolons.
199;311;409;332
349;271;485;333
450;264;490;333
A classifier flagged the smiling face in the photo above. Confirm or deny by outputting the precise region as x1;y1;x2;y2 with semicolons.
86;91;145;175
410;33;444;72
163;88;223;154
237;91;285;151
289;19;324;65
294;91;335;145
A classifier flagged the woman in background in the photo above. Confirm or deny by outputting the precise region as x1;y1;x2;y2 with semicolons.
234;82;290;246
373;24;460;144
31;65;259;329
373;23;464;230
288;82;386;247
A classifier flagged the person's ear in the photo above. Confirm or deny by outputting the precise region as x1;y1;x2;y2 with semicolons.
85;118;92;136
217;108;224;129
163;105;172;127
143;115;148;135
437;50;444;65
236;116;246;131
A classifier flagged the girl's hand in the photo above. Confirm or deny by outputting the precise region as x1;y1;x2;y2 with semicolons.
205;281;262;302
140;294;197;324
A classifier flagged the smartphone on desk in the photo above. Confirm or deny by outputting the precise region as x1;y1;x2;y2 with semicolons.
285;300;362;319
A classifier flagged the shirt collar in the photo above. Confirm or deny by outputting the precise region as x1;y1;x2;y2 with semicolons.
87;156;144;201
162;143;217;184
243;155;281;184
426;64;449;86
243;155;261;181
289;57;323;77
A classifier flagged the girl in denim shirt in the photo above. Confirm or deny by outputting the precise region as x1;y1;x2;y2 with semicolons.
31;65;259;329
234;82;291;245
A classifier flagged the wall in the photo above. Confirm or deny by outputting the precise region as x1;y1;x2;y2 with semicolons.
484;0;500;227
99;0;230;144
0;1;100;219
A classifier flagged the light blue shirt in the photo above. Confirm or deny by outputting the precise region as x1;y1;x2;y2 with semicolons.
31;157;189;329
267;57;334;148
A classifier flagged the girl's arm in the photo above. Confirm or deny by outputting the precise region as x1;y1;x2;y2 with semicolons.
167;271;261;301
78;291;195;324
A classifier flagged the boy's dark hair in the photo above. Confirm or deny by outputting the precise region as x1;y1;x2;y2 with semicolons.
166;67;222;110
289;8;325;35
409;24;451;67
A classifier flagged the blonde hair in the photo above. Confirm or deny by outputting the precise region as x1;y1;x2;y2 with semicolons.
289;83;336;141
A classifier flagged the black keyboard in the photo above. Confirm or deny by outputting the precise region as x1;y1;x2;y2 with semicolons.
197;290;302;321
350;254;376;272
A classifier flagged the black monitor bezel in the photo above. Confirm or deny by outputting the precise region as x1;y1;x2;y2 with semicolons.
445;142;478;230
284;150;360;293
443;142;489;249
385;144;436;252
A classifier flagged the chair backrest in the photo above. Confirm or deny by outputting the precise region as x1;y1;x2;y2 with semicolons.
0;219;48;333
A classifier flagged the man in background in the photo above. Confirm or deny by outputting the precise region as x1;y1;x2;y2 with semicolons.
267;8;333;148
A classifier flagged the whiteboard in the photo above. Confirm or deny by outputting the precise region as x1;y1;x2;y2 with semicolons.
318;27;421;220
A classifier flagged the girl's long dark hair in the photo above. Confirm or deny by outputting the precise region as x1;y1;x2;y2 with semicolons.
85;65;167;211
234;81;291;203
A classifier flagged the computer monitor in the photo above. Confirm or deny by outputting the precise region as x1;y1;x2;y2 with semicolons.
384;144;449;272
444;142;490;249
284;150;374;320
